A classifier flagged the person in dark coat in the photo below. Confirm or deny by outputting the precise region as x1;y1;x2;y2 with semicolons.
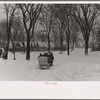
43;52;48;57
39;53;42;57
50;52;54;60
48;52;54;66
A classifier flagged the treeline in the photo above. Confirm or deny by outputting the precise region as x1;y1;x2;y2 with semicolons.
0;4;100;60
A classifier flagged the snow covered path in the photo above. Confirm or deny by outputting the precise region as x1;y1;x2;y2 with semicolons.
0;49;100;81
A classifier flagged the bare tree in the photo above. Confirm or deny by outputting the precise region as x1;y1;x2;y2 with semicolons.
18;4;42;60
11;19;25;43
52;18;64;52
39;4;56;53
0;20;7;45
52;25;59;49
3;4;17;59
11;19;25;52
72;4;100;55
70;18;80;51
53;4;74;55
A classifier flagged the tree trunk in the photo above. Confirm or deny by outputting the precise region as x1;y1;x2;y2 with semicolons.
26;33;30;60
60;26;63;52
5;43;8;59
5;13;9;59
48;33;50;53
85;40;88;55
72;38;75;51
60;38;63;52
5;38;9;59
66;31;70;55
67;39;70;55
5;28;11;59
13;42;16;60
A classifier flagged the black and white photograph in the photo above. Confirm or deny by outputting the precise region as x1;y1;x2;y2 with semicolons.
0;2;100;81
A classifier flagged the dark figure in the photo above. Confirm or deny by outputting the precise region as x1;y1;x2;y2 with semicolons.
39;53;42;57
50;52;54;60
48;52;54;66
43;52;48;57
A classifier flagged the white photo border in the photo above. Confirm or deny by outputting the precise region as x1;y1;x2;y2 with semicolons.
0;1;100;99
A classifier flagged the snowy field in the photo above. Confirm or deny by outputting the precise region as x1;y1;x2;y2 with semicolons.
0;48;100;81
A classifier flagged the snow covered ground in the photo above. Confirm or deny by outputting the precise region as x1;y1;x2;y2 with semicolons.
0;48;100;81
